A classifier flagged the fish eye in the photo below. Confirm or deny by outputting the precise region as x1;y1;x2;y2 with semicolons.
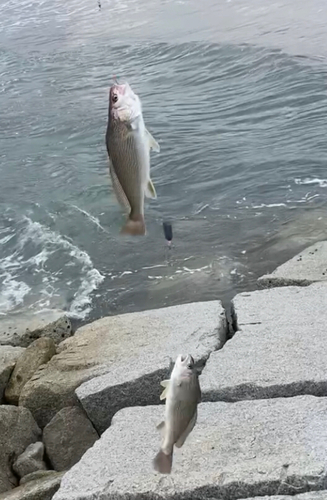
112;93;118;103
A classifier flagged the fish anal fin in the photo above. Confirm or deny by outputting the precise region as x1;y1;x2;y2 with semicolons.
145;179;157;199
145;128;160;152
156;421;165;431
175;409;198;449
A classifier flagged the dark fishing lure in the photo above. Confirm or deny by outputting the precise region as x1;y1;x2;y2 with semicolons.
163;222;173;248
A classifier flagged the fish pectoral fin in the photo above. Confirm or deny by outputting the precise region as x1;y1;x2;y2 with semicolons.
145;179;157;199
175;409;198;449
159;386;169;400
160;380;170;388
145;128;160;153
156;421;165;431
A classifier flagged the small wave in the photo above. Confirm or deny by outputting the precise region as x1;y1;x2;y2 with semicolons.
71;205;108;233
294;178;327;188
0;216;104;319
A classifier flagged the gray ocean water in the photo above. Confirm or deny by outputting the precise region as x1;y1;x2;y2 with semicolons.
1;0;327;322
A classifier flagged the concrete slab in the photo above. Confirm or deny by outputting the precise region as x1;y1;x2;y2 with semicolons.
258;241;327;288
20;301;226;429
201;283;327;402
54;396;327;500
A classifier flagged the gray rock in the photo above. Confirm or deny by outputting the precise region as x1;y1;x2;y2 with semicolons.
0;309;72;347
0;406;41;493
258;241;327;288
43;407;98;471
13;442;47;479
20;301;226;429
0;472;64;500
53;396;327;500
20;471;58;485
75;301;226;433
201;283;327;402
0;346;25;402
5;338;56;405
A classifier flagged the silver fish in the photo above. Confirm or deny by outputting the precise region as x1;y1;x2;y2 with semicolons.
153;354;201;474
105;81;160;235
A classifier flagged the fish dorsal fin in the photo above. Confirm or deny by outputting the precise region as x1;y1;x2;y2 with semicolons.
145;128;160;152
145;179;157;199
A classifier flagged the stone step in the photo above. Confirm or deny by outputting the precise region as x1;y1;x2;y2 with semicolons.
53;396;327;500
201;283;327;402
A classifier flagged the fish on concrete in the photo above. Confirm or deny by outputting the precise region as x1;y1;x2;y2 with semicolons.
153;354;201;474
105;81;160;235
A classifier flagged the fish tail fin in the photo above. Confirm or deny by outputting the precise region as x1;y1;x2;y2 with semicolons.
153;449;173;474
120;214;146;236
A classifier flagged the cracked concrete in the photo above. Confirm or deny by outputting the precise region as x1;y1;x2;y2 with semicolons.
201;282;327;402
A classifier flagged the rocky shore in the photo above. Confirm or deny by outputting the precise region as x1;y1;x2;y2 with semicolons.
1;241;327;500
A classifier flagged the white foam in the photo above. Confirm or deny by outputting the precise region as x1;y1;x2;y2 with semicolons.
294;178;327;188
0;217;104;319
0;272;31;312
252;203;288;209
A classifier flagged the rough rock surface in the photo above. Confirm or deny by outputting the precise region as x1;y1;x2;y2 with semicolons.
5;338;56;405
0;406;41;493
54;396;327;500
0;472;64;500
43;407;98;471
0;309;72;347
201;282;327;402
20;301;226;428
0;346;25;402
258;241;327;288
13;442;47;479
